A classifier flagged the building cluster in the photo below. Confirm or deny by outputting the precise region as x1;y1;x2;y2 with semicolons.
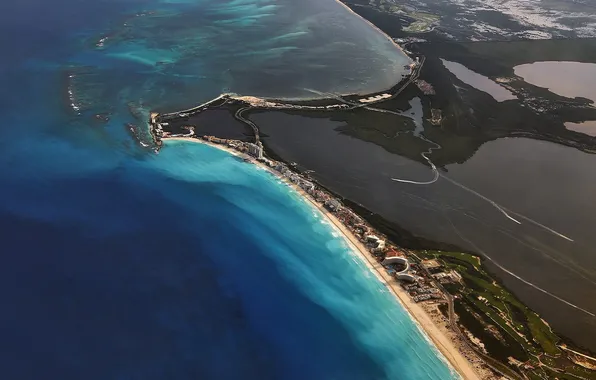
246;143;263;160
415;79;435;95
433;270;462;285
285;170;316;193
359;93;392;104
191;135;450;306
202;136;264;160
401;264;445;303
421;259;463;285
404;281;443;303
366;235;386;253
150;113;195;142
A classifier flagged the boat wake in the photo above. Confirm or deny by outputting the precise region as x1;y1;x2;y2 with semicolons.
391;151;439;185
391;134;441;185
508;209;574;242
391;156;574;242
439;174;574;241
439;174;522;225
446;217;595;317
389;145;592;315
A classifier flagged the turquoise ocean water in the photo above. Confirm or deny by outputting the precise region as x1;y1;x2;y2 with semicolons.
0;0;454;378
145;140;458;379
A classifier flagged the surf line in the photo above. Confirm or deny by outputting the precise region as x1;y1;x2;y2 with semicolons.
446;218;595;317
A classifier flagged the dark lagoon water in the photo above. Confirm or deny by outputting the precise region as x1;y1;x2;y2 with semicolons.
254;111;596;351
0;0;451;379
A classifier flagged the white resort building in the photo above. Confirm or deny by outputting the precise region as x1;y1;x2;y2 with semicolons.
247;143;263;160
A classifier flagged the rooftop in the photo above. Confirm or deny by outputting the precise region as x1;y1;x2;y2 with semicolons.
421;259;442;270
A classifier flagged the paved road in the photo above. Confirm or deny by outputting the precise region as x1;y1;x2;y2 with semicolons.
409;252;523;380
161;94;230;119
234;106;260;144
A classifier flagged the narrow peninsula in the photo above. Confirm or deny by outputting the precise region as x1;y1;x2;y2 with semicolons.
146;69;596;379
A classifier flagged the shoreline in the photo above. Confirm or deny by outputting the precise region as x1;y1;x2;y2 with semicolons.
290;179;479;380
334;0;410;58
163;136;480;380
155;4;415;119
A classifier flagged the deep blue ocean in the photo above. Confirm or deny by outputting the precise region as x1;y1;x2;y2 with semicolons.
0;0;454;378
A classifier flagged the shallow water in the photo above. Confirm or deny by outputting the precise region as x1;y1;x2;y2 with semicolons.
69;0;411;112
0;0;451;378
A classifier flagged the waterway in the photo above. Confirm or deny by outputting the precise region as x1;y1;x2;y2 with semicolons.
254;111;596;351
400;97;424;136
69;0;411;113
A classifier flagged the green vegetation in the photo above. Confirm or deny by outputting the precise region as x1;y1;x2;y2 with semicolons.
331;108;438;161
372;0;439;33
403;13;439;33
417;250;596;379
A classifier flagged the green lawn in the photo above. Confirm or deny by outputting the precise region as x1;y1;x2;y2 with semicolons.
411;249;595;378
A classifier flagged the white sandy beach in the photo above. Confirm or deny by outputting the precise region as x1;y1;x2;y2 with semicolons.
291;187;481;380
163;137;480;379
